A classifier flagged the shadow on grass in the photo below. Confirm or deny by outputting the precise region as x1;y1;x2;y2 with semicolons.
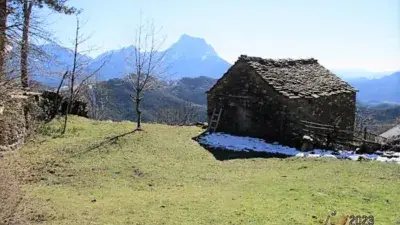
205;147;292;161
192;134;292;161
72;129;140;157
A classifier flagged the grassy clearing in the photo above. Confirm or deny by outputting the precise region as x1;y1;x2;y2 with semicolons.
1;116;399;225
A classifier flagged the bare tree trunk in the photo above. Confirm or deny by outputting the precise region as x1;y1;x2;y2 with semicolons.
135;89;142;129
0;0;6;81
21;1;33;88
62;18;79;134
48;70;68;121
88;85;96;119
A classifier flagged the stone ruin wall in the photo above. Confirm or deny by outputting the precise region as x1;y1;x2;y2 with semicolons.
0;93;40;151
0;90;89;152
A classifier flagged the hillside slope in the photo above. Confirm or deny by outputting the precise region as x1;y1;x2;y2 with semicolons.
1;116;399;225
96;76;217;122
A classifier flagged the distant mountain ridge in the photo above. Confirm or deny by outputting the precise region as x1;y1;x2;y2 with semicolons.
346;72;400;104
332;69;395;80
34;34;231;85
32;35;399;104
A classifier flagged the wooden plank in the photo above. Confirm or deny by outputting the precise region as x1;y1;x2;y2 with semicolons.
303;125;334;132
302;129;331;135
300;120;336;128
303;125;355;136
299;119;385;146
304;133;379;145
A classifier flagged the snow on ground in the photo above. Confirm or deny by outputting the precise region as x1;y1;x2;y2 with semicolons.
197;133;400;164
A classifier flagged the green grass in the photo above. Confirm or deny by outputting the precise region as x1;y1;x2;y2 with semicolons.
2;116;400;225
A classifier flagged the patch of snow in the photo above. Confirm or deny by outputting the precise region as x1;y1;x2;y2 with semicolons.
302;135;314;142
197;133;400;164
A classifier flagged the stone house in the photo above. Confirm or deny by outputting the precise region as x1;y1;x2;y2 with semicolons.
206;55;357;145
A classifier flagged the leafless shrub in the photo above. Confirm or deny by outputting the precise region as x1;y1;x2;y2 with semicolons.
60;16;109;133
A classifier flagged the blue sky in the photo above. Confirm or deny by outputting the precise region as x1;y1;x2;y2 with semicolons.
43;0;400;72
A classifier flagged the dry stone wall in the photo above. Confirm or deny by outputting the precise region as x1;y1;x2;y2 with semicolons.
0;93;40;151
0;90;88;151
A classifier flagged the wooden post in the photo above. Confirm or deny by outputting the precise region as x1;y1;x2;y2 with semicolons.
333;125;338;145
326;133;331;149
362;126;367;150
363;127;367;141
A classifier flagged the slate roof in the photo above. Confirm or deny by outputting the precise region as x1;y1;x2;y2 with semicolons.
236;55;356;99
380;124;400;139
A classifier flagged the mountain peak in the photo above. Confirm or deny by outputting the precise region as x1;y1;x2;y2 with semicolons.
168;34;218;60
178;34;206;43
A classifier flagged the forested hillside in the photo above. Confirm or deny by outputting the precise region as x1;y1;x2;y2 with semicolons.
93;76;217;123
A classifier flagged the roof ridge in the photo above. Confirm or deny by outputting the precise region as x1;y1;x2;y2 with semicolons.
238;55;318;65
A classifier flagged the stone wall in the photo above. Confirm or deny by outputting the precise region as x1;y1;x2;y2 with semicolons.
207;62;288;141
0;90;88;151
40;91;88;121
287;92;356;131
0;93;41;151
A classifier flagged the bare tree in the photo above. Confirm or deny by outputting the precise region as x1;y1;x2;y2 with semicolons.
61;16;108;134
45;70;67;120
126;16;168;130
